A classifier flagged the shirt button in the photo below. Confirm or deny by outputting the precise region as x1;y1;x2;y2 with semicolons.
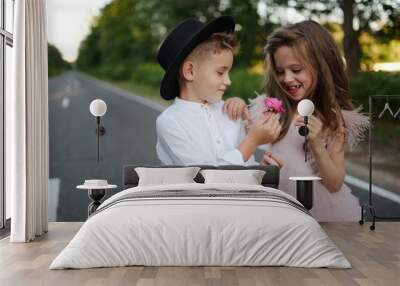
216;140;221;144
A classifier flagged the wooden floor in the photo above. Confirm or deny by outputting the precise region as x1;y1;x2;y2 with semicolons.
0;222;399;286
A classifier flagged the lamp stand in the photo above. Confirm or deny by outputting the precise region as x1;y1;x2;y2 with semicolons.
88;189;106;216
298;116;309;162
296;180;313;210
289;176;321;211
95;116;106;163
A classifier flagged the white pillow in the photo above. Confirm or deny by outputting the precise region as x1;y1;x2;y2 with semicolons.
135;167;200;186
200;169;266;185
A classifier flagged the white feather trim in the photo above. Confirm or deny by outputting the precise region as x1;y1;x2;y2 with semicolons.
248;93;267;121
341;107;370;150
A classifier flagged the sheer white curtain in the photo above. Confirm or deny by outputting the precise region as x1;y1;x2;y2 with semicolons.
6;0;48;242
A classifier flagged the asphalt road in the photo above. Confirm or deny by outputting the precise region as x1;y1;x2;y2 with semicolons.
49;71;164;221
49;71;400;223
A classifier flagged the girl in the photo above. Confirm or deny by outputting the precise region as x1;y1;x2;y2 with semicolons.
250;20;369;221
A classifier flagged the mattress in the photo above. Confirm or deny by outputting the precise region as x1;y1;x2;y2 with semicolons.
50;183;350;269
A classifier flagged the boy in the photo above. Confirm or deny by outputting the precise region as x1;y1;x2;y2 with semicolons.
156;16;282;165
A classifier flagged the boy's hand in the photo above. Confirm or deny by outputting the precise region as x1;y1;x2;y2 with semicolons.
248;113;282;145
260;151;283;168
223;97;250;121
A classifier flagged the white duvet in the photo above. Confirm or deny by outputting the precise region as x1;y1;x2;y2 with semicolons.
50;183;351;269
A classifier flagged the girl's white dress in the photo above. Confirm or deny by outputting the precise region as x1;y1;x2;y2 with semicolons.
250;95;369;221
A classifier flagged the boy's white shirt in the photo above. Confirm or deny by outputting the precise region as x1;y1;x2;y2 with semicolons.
156;98;257;165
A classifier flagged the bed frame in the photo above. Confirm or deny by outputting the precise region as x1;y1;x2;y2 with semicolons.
123;165;280;189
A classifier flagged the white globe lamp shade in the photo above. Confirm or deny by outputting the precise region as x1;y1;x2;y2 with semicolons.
90;99;107;117
297;99;314;117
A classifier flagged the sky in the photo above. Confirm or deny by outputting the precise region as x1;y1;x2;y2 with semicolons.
47;0;112;62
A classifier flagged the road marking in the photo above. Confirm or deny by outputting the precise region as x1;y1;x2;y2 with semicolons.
345;175;400;204
61;97;70;108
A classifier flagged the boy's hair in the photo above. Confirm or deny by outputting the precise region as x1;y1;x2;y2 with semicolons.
264;20;353;142
188;32;239;61
178;32;239;85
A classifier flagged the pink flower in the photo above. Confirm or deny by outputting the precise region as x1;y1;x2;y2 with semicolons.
263;97;285;114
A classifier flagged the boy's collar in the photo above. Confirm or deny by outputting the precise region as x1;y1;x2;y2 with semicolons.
175;98;222;109
175;98;207;109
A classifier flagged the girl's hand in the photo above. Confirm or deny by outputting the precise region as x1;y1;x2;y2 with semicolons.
223;97;250;121
295;115;324;151
260;151;283;168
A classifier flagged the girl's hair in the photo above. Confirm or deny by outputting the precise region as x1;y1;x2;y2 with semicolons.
264;20;353;141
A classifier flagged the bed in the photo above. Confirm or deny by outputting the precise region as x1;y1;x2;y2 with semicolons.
50;165;350;269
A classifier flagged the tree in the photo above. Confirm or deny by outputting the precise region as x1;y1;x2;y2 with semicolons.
76;25;101;71
224;0;276;67
341;0;360;76
76;0;278;75
276;0;400;76
48;43;70;77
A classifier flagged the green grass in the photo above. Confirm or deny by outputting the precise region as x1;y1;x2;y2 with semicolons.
82;69;170;106
111;80;173;107
110;80;161;101
372;120;400;149
110;80;173;106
